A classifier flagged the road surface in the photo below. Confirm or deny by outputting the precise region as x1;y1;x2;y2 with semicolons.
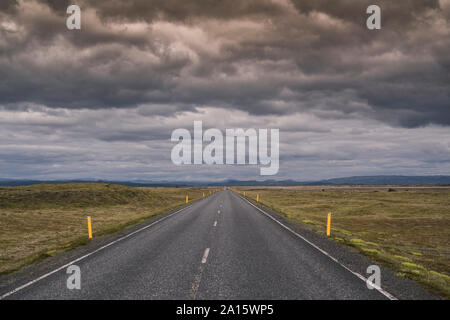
1;190;393;300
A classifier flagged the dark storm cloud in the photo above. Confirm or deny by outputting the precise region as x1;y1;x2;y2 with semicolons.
291;0;441;27
0;0;17;12
78;0;284;22
0;0;449;127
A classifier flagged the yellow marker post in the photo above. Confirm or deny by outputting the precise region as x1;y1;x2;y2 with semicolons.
326;213;331;237
87;216;93;239
257;193;259;202
186;195;189;204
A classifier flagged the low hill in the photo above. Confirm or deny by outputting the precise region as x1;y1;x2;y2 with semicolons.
0;175;449;187
317;175;450;185
0;183;170;209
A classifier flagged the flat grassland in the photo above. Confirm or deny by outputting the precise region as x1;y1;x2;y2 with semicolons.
0;183;212;275
236;186;450;298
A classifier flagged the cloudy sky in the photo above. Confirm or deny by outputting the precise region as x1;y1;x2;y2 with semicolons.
0;0;449;181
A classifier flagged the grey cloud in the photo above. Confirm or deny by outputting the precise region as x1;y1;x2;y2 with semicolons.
0;0;17;12
80;0;285;22
0;105;448;181
0;0;449;128
0;1;449;181
290;0;441;28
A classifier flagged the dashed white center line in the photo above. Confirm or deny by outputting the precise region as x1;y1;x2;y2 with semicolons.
213;221;217;227
218;210;220;214
201;248;210;264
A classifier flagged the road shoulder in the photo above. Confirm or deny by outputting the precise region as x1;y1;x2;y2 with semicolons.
0;195;210;298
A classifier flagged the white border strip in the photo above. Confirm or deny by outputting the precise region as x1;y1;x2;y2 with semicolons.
0;202;197;300
236;193;397;300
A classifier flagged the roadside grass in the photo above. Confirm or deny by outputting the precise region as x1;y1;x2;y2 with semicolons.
235;186;450;299
0;183;214;275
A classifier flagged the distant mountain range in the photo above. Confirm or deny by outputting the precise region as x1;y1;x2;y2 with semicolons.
0;175;449;187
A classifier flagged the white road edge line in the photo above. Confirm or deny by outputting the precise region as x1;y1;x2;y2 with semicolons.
0;202;196;300
237;193;398;301
213;221;217;227
201;248;210;264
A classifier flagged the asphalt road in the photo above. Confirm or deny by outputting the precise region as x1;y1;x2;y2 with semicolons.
2;190;394;299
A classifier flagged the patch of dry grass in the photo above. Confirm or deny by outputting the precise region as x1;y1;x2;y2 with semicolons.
235;186;450;298
0;183;214;275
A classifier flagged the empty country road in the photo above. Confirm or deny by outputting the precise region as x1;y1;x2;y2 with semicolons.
1;190;396;300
